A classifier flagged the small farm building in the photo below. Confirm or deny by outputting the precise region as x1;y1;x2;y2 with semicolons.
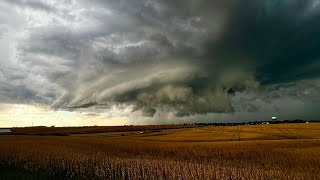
0;129;11;134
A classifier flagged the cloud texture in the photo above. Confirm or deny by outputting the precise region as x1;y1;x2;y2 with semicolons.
1;0;320;122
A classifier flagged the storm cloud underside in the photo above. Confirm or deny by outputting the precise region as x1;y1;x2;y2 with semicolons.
1;0;320;122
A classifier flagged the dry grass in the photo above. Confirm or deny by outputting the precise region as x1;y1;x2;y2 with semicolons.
1;123;320;179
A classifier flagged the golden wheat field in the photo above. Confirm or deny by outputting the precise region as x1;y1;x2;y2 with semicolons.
1;123;320;179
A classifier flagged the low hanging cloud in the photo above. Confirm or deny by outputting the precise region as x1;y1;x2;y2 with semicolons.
1;0;320;121
52;54;259;117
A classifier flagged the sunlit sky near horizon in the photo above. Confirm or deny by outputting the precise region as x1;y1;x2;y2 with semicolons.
1;0;320;127
0;104;130;127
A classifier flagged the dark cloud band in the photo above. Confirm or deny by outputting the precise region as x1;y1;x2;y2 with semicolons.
1;0;320;120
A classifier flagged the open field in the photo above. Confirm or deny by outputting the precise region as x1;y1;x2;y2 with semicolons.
9;125;194;135
1;123;320;179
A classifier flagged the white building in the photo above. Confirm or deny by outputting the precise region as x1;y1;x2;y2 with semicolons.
272;117;277;121
0;129;11;134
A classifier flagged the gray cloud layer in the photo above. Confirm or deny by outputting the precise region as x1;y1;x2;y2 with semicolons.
1;0;320;121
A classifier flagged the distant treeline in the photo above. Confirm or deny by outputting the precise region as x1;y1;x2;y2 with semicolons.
185;119;319;126
7;120;319;136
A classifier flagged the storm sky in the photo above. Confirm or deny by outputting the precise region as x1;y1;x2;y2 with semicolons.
1;0;320;126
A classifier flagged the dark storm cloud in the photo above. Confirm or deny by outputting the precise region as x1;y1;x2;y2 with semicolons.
1;0;320;120
49;0;320;117
205;0;320;84
50;0;258;116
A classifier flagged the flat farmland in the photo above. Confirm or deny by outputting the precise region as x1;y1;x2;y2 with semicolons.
9;125;192;135
130;123;320;142
0;123;320;179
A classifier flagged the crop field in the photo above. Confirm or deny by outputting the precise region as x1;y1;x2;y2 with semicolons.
0;123;320;179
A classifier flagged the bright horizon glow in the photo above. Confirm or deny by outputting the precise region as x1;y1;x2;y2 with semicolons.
0;104;129;127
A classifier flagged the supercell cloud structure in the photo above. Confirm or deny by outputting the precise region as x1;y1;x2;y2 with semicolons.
1;0;320;122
